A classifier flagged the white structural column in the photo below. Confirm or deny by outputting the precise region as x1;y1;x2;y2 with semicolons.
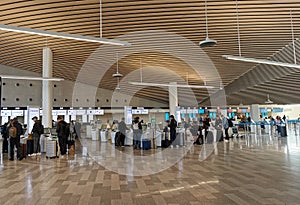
168;82;178;116
42;47;53;128
250;104;260;122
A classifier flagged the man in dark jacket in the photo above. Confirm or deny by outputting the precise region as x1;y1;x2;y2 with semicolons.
8;118;23;160
168;115;177;144
118;117;129;147
56;116;68;156
1;122;9;153
31;116;43;155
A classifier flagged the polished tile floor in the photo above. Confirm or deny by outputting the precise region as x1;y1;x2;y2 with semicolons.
1;127;300;205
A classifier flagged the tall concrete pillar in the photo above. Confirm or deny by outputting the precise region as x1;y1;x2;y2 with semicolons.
250;104;260;122
42;47;53;128
168;82;178;116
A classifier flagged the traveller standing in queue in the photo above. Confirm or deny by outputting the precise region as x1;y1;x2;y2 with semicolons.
222;115;229;142
203;114;210;139
132;116;142;149
1;121;9;153
56;116;68;156
118;117;129;147
168;115;177;144
8;119;23;160
31;116;43;156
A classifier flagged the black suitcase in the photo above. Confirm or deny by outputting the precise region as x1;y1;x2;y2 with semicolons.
19;143;26;159
195;135;203;145
115;132;122;146
142;140;151;150
27;139;34;155
2;138;8;153
206;131;214;144
161;139;170;148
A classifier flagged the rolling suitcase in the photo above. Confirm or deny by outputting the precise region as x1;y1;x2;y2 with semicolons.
161;131;170;148
142;140;151;150
20;143;27;159
115;132;122;146
2;138;8;153
67;135;75;155
46;140;58;159
27;139;34;155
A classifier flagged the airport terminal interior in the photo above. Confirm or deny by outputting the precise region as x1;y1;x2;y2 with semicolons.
1;0;300;204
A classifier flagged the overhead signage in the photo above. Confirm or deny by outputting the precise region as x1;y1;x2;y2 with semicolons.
56;110;67;115
132;109;142;114
187;108;193;114
124;106;132;124
86;109;94;115
68;110;76;115
76;109;86;115
198;109;205;114
141;109;148;114
11;110;24;117
94;109;104;115
272;108;283;112
181;109;187;114
1;110;11;116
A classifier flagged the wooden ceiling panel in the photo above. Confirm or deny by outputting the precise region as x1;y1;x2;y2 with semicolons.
1;0;300;105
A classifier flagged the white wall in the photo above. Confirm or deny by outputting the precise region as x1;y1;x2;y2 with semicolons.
0;64;167;108
283;104;300;120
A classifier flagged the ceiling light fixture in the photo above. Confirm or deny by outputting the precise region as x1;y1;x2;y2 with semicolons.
112;52;123;90
265;94;273;104
112;52;123;78
0;24;130;46
0;75;64;81
128;82;214;89
222;55;300;69
199;0;217;47
223;9;299;69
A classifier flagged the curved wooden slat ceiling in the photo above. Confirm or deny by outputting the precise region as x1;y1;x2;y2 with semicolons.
1;0;300;105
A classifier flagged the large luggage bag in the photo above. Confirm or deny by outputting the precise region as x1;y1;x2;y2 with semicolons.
161;131;170;148
67;136;75;155
40;134;48;153
142;140;151;150
19;143;27;159
46;140;58;159
2;138;8;153
27;139;34;155
115;132;122;146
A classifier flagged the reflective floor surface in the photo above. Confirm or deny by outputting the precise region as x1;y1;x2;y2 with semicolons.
1;128;300;205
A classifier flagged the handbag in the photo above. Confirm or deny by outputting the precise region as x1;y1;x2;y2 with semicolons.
28;134;33;140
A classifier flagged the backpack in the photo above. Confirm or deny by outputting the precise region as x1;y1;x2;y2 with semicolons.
65;123;70;137
133;123;139;130
40;124;44;134
9;126;17;138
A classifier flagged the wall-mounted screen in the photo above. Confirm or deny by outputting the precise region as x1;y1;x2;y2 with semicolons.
198;109;205;114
